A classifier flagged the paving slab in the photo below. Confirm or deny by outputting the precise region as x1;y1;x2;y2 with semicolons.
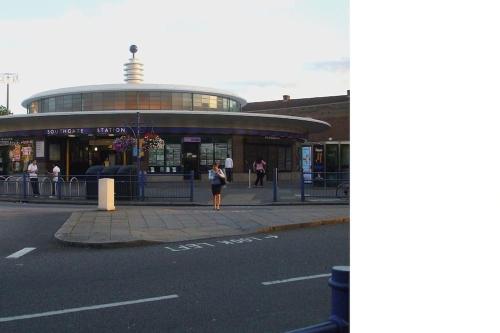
54;205;349;247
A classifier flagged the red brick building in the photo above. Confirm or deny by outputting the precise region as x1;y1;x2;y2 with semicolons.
242;92;350;174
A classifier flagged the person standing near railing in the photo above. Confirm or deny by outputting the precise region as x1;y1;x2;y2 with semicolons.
209;162;226;211
224;154;233;183
253;158;267;187
27;160;40;197
49;163;61;198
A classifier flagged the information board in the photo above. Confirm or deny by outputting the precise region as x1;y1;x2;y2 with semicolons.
36;141;45;158
301;146;312;183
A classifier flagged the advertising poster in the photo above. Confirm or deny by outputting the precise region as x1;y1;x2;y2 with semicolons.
22;146;32;157
12;145;21;162
301;146;312;183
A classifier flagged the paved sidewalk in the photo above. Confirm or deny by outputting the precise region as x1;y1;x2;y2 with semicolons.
55;205;349;246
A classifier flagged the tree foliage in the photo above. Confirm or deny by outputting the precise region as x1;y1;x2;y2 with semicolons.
0;105;12;116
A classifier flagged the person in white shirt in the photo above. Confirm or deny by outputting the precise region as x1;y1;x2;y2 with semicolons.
50;163;61;197
27;160;40;197
224;154;233;182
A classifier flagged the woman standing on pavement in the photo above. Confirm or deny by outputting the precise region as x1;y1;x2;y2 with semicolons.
209;162;226;210
253;157;267;187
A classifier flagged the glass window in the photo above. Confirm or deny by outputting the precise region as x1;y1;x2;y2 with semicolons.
148;146;165;166
278;146;292;171
217;97;223;110
92;92;103;110
48;97;56;113
182;93;192;110
229;99;237;112
62;95;72;112
193;94;202;110
150;91;161;110
103;92;115;110
49;144;61;161
222;98;228;111
340;144;350;170
209;95;217;109
138;91;150;109
201;95;210;108
200;143;214;167
325;144;339;172
214;143;229;165
55;96;64;112
125;91;137;110
82;93;92;111
42;98;49;113
166;144;181;166
115;91;125;110
161;92;172;110
172;93;183;110
72;94;82;111
30;101;39;114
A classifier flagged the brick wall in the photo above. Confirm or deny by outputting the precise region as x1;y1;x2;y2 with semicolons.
244;100;350;142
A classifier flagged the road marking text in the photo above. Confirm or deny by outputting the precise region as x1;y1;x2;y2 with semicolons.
165;235;278;252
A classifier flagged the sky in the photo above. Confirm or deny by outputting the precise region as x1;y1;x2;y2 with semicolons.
0;0;349;114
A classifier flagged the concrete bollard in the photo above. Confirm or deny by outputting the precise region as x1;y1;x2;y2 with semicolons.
98;178;115;211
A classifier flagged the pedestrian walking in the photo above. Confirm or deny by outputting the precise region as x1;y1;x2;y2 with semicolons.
49;163;61;198
209;162;226;210
224;154;233;182
253;158;267;187
27;160;40;197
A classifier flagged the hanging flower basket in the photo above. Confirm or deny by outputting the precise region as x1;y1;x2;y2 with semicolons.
143;133;165;151
112;135;137;152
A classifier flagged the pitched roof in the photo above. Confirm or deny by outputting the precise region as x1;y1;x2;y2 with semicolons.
243;95;349;112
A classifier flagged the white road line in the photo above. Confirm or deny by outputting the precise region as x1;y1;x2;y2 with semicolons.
5;247;36;259
0;294;179;323
262;273;331;286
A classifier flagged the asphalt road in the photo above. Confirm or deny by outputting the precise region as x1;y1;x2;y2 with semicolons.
0;202;349;333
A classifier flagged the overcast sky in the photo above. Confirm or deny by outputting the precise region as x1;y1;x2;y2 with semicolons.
0;0;349;114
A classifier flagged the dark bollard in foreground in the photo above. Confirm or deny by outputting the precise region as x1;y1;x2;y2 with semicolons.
286;266;350;333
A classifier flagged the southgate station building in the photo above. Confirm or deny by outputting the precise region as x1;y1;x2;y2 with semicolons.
0;47;349;180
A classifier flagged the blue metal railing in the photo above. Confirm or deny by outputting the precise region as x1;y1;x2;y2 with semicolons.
301;171;350;201
0;173;195;202
0;170;349;203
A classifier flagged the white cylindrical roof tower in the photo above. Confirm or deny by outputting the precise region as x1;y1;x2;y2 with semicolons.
123;45;143;83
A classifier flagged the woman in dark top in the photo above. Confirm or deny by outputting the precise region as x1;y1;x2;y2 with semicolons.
210;163;226;210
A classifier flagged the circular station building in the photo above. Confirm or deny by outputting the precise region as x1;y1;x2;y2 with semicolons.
0;47;330;179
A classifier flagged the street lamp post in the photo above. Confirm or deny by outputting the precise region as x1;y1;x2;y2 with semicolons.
0;73;19;113
136;111;141;176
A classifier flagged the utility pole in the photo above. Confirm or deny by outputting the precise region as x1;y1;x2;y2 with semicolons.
0;73;19;113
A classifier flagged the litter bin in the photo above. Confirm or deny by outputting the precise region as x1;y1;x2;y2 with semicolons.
115;165;138;200
85;165;104;199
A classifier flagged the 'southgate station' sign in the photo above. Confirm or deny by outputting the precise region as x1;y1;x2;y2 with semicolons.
45;127;128;136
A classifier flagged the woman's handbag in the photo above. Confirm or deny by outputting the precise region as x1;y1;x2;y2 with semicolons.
219;173;227;186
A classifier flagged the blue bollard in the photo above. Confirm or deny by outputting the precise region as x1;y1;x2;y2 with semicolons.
273;168;278;202
286;265;350;333
190;170;194;202
22;173;27;199
329;266;350;330
300;170;305;202
57;176;62;200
